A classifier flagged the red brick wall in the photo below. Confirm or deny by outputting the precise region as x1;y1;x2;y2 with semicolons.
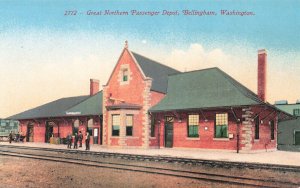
19;116;102;145
33;122;46;142
153;111;239;150
19;122;27;138
152;106;278;151
103;49;147;147
250;106;277;150
105;49;146;104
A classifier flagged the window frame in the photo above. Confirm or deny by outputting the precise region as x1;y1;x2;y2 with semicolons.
270;120;275;140
112;114;120;136
126;114;133;136
73;120;80;135
214;113;228;138
294;130;300;145
122;69;128;82
187;114;199;138
293;109;300;116
254;116;260;140
150;116;155;137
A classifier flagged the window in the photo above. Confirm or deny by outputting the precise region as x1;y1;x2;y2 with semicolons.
73;120;79;135
295;131;300;145
215;113;228;138
188;114;199;137
270;120;275;140
87;119;93;136
126;115;133;136
122;69;128;82
255;116;259;139
293;109;300;116
151;116;155;137
112;115;120;136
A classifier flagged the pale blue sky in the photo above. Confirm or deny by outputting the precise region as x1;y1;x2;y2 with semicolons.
1;0;299;50
0;0;299;117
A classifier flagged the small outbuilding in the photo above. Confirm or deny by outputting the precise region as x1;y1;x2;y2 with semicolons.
275;101;300;151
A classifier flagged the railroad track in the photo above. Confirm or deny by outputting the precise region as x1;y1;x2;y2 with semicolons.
0;146;299;188
0;144;299;173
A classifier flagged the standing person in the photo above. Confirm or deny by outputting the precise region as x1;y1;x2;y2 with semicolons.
67;133;72;149
85;132;90;151
78;131;83;148
73;133;78;149
8;131;13;144
16;131;20;142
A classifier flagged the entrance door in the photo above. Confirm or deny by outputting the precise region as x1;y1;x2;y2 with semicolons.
26;125;34;142
45;125;53;143
295;131;300;145
165;123;173;148
93;128;99;144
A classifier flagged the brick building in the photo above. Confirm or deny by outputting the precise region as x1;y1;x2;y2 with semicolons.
102;45;290;152
275;100;300;151
9;79;103;144
9;43;291;152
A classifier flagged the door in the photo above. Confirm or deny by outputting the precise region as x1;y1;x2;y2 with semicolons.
26;125;34;142
295;131;300;145
93;128;99;144
164;116;174;148
45;125;53;143
165;123;173;148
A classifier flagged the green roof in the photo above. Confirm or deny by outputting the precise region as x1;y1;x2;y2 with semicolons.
275;103;300;116
150;67;264;112
8;91;103;120
132;52;181;93
66;91;103;116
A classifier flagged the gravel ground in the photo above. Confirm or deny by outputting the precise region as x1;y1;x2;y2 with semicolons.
1;152;300;188
0;156;243;188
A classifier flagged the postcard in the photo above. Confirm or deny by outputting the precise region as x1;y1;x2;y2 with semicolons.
0;1;299;187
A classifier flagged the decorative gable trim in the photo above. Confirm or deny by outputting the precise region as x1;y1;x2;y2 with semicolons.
104;47;147;87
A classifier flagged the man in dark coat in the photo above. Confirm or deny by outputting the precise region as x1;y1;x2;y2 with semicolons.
8;131;13;144
73;133;78;149
78;131;83;147
85;132;90;151
67;133;72;149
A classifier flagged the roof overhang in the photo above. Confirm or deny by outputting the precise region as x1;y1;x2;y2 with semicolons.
106;103;142;110
150;103;295;121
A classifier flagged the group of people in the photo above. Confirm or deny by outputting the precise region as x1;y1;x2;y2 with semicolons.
66;131;90;150
8;131;24;143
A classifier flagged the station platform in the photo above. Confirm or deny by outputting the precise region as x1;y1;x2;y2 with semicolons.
1;142;300;167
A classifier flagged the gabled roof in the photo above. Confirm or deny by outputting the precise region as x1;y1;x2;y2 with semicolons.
66;91;103;116
8;91;103;120
150;67;265;112
131;52;181;93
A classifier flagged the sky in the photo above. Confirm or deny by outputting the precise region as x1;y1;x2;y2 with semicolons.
0;0;299;118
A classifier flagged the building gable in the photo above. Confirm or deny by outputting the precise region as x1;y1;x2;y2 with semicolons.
105;48;147;87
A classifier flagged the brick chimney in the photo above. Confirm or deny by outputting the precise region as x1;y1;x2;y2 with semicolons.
257;49;267;102
90;79;99;96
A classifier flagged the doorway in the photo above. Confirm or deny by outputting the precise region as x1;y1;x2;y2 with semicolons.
295;131;300;145
164;116;174;148
45;123;53;143
26;125;34;142
93;128;99;144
